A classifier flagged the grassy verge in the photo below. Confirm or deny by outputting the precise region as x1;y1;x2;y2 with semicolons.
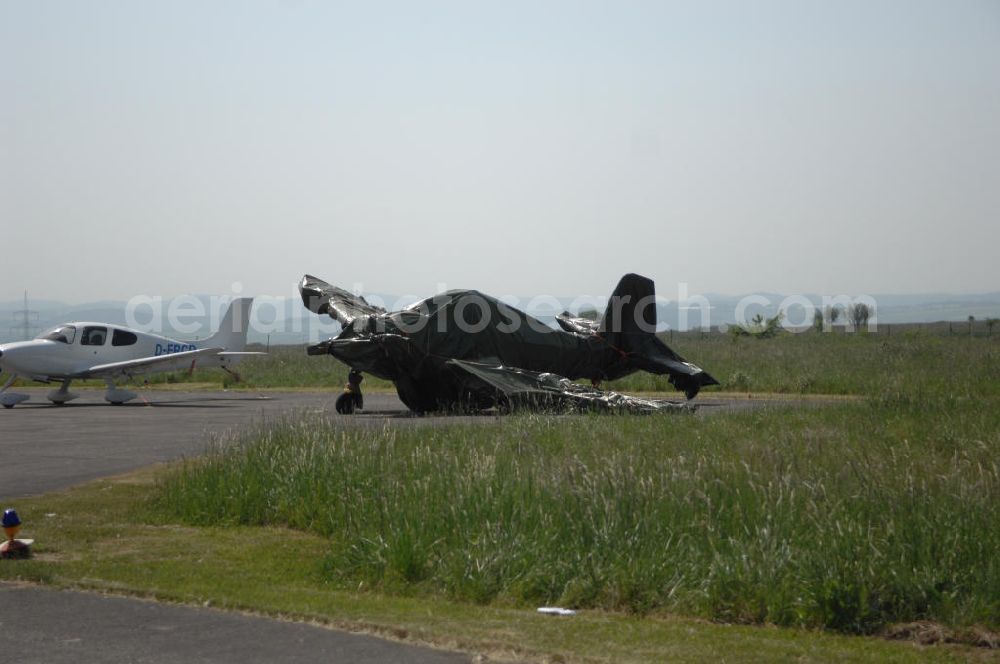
148;396;1000;637
0;468;982;663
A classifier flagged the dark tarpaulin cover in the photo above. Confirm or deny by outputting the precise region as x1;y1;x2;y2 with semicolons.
300;273;718;413
448;359;694;414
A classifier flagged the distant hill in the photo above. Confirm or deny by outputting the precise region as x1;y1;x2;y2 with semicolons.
2;291;998;343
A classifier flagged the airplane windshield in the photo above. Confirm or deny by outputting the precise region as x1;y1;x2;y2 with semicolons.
38;325;77;344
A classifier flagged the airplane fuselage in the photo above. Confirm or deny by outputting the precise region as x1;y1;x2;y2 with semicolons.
0;297;256;407
0;324;221;381
302;280;719;412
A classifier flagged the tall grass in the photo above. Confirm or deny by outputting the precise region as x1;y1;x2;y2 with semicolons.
153;392;1000;633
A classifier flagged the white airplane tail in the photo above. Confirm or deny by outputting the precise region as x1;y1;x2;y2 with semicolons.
204;298;254;350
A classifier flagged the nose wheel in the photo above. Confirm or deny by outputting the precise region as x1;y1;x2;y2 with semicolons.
0;375;29;409
335;369;364;414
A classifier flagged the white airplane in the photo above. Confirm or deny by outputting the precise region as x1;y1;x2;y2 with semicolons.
0;298;260;408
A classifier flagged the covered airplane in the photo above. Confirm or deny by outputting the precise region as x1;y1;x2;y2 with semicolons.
0;298;259;408
299;274;718;414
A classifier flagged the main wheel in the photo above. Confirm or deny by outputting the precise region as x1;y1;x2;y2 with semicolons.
2;404;13;409
336;391;363;414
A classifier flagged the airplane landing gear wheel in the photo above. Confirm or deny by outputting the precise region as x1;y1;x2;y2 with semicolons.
335;391;363;414
335;370;365;414
2;404;13;409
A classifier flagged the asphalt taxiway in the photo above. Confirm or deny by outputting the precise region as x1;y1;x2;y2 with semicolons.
0;389;405;500
1;389;479;664
2;583;469;664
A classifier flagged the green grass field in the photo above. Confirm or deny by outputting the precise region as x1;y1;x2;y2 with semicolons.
152;394;1000;635
3;472;972;663
3;329;999;661
610;328;1000;397
120;325;1000;403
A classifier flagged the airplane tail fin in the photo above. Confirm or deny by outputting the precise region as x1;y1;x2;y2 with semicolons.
204;298;254;351
598;273;657;351
599;274;719;396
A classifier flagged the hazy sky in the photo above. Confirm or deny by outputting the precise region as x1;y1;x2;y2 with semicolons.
2;0;998;303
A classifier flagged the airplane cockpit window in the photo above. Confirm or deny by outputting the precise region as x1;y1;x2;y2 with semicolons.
38;325;77;344
81;326;108;346
112;329;138;346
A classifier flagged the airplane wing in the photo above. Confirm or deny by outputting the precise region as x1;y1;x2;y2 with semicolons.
447;359;693;414
73;347;227;379
299;274;386;326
